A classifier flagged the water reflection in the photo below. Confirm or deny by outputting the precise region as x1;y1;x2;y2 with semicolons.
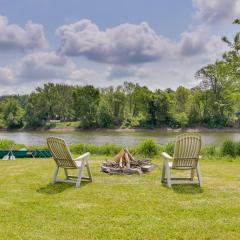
0;130;240;146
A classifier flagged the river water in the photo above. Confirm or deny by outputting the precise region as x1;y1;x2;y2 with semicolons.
1;129;240;146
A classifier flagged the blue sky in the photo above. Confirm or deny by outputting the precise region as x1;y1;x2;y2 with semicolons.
0;0;239;94
0;0;193;38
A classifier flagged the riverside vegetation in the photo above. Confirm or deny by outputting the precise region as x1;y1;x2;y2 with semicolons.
1;138;240;159
1;20;240;130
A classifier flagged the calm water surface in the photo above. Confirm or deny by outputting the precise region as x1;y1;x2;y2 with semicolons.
1;130;240;146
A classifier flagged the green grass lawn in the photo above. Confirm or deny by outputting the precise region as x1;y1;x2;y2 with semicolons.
1;156;240;240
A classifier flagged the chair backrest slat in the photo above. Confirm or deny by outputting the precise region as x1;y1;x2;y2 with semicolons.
47;137;76;168
173;133;201;168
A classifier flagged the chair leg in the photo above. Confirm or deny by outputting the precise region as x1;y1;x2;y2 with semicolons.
161;164;166;183
64;169;69;179
86;160;93;182
196;163;202;187
165;163;171;188
52;166;59;184
76;160;85;188
190;168;195;181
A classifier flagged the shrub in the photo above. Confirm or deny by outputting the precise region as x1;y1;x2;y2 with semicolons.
202;145;216;156
162;141;175;156
135;139;159;157
0;118;5;129
34;139;160;157
98;143;121;155
70;143;121;156
28;145;49;151
70;143;99;155
221;140;236;157
235;142;240;156
121;114;145;128
44;122;56;130
0;139;15;150
171;113;189;128
0;139;25;150
97;103;114;128
2;99;24;129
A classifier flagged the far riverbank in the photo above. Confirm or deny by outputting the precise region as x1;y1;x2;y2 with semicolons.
1;126;240;133
49;126;240;133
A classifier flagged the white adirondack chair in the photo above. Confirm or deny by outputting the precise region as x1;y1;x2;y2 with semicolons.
161;133;202;187
47;137;93;188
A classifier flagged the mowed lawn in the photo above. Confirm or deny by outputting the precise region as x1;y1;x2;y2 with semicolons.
1;156;240;240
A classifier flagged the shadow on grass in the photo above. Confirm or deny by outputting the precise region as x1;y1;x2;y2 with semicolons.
37;183;73;194
37;181;90;194
172;184;203;194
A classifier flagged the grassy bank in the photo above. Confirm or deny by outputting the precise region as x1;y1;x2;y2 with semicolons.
2;138;240;159
0;156;240;239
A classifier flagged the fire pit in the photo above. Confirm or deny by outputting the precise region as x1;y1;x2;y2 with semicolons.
101;148;155;174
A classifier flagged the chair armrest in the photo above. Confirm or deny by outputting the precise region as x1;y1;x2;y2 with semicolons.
74;152;90;161
161;152;172;160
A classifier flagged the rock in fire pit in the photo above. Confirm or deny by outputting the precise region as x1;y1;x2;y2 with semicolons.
101;148;155;174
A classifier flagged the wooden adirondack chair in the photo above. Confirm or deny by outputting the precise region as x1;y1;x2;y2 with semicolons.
47;137;93;188
161;133;202;187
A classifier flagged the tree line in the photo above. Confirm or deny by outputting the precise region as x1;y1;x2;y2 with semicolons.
0;20;240;129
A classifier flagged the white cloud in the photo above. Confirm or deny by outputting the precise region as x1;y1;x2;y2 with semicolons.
193;0;240;23
18;52;77;80
56;19;227;67
0;18;222;91
106;65;149;80
178;26;226;58
0;52;96;85
56;19;175;64
0;11;233;93
0;66;15;84
0;15;48;52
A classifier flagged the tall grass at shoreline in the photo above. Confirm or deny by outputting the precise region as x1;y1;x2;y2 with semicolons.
1;138;240;158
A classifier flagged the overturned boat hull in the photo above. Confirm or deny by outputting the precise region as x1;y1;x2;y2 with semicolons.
0;150;52;159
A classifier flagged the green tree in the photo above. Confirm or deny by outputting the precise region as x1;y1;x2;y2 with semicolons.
101;86;125;125
2;99;24;128
35;83;75;121
97;99;114;128
122;82;138;117
175;86;190;112
123;85;151;127
144;90;171;127
196;61;234;127
172;112;189;128
73;86;100;128
187;88;203;125
222;19;240;116
154;90;171;126
24;93;48;128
